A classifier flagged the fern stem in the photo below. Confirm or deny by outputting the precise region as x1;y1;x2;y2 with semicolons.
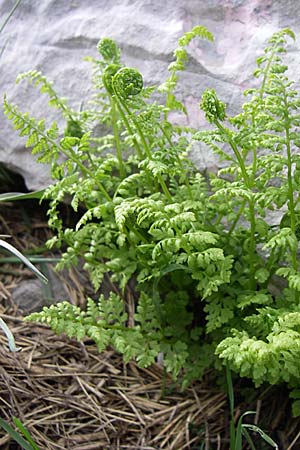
109;96;126;178
114;95;149;158
114;95;173;202
251;145;257;185
103;75;144;158
248;199;257;290
158;123;194;200
215;120;250;186
258;37;281;102
157;177;172;202
283;95;298;273
112;97;159;192
266;246;283;278
227;201;246;237
215;119;257;288
108;93;143;159
85;151;99;174
65;145;111;201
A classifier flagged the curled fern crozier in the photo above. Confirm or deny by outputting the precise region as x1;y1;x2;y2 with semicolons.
97;37;120;63
200;88;226;123
102;63;122;94
112;67;143;99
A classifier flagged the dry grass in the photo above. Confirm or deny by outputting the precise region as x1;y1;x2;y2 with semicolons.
0;305;226;449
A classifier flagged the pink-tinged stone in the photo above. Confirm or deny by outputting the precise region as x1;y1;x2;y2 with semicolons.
0;0;299;189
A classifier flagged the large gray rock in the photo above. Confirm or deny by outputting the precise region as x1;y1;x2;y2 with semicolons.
0;0;299;189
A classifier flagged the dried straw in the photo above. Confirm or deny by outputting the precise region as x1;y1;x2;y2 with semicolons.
0;307;226;449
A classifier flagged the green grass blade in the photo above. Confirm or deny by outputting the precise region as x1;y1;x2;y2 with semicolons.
0;256;60;264
234;412;257;450
242;427;257;450
226;362;236;449
243;424;278;448
226;362;234;416
0;190;45;202
0;417;37;450
0;317;20;352
0;239;48;284
0;0;22;35
234;415;244;450
13;417;41;450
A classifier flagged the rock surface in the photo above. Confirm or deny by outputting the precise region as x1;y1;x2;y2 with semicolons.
11;265;70;313
0;0;299;189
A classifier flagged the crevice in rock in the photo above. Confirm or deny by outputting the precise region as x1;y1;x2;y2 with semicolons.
0;163;28;194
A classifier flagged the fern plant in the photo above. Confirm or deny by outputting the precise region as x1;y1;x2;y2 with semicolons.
3;25;300;396
195;28;300;388
3;26;225;384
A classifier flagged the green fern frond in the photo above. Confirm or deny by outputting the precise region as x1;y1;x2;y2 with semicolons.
16;70;75;118
4;97;60;163
159;25;213;113
263;228;297;251
204;296;235;333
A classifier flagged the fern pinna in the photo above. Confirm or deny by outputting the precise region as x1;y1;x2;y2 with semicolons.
3;26;300;392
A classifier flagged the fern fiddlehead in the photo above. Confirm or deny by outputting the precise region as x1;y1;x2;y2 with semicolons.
112;67;144;99
97;37;121;64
